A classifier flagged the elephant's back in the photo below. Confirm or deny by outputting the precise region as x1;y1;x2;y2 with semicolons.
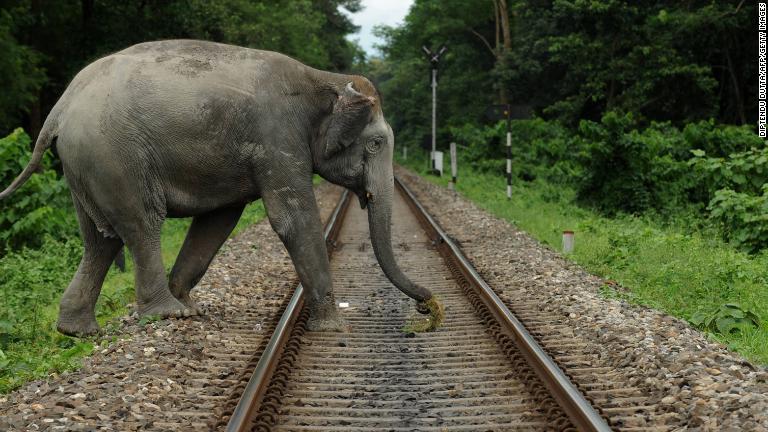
55;40;301;145
118;39;270;60
65;40;297;96
115;39;297;73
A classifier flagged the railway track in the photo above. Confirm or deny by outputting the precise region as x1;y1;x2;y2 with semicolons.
216;178;617;432
2;175;762;431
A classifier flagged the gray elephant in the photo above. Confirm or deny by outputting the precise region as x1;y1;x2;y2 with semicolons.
0;40;433;336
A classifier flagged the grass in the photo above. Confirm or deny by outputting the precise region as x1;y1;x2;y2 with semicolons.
398;152;768;364
0;200;267;394
403;296;445;333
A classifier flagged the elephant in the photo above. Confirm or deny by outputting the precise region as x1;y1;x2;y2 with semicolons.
0;39;434;337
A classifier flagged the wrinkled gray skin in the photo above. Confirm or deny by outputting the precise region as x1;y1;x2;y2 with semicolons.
0;40;433;336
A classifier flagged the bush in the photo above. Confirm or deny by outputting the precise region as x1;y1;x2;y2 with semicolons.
689;145;768;252
0;236;82;345
440;115;768;250
706;187;768;253
574;112;693;215
683;120;763;158
690;146;768;198
0;128;76;253
450;118;579;183
449;122;506;173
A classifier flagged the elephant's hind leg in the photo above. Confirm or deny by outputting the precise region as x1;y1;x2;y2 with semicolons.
57;196;124;337
169;205;244;312
120;216;198;320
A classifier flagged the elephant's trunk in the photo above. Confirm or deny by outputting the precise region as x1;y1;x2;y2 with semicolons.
366;175;433;303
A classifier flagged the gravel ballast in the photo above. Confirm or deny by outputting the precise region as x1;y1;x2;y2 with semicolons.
396;166;768;431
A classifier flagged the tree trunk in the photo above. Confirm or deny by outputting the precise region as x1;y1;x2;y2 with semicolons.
495;0;511;105
725;46;746;125
29;94;42;142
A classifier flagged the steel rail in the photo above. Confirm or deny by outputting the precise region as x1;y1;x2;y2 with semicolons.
395;176;613;432
225;190;351;432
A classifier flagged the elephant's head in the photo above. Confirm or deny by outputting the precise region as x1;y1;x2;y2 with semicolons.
314;77;433;306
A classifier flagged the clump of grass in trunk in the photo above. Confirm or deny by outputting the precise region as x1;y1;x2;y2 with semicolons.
403;296;445;332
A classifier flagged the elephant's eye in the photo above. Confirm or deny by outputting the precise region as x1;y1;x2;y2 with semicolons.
366;137;383;153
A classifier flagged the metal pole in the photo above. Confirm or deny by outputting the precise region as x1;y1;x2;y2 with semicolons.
431;68;437;173
449;141;457;190
506;112;512;199
403;143;407;160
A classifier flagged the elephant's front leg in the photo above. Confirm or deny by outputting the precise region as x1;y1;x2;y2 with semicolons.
262;183;346;332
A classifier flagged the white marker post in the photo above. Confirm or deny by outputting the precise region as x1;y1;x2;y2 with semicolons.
562;230;574;254
403;143;407;160
431;68;437;172
449;142;457;190
433;151;444;176
505;109;512;199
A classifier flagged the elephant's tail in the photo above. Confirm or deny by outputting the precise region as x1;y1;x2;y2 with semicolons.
0;116;58;200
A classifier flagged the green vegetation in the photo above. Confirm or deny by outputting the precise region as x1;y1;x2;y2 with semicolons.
369;1;753;148
445;116;767;251
399;152;768;364
0;129;77;252
0;198;265;394
404;296;445;333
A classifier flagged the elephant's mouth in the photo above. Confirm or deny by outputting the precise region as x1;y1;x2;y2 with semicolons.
357;191;372;209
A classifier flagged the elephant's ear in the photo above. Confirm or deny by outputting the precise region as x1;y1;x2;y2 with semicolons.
325;82;375;158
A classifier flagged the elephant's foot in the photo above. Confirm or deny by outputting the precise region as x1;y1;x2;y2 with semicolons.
138;292;199;319
306;300;349;332
175;291;205;315
56;314;100;337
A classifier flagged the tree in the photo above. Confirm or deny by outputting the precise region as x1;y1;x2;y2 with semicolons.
0;0;365;137
468;0;511;103
369;0;756;151
311;0;366;71
0;9;44;134
371;0;497;149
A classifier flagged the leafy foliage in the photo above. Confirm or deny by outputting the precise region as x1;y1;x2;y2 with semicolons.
450;118;578;183
689;143;768;252
0;201;268;393
370;0;754;157
0;10;45;133
690;146;768;198
0;236;82;348
371;0;497;150
690;303;761;335
707;188;768;253
574;112;694;215
439;113;768;252
683;120;763;159
0;128;76;253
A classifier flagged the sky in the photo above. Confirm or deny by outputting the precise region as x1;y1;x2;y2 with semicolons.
343;0;414;57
